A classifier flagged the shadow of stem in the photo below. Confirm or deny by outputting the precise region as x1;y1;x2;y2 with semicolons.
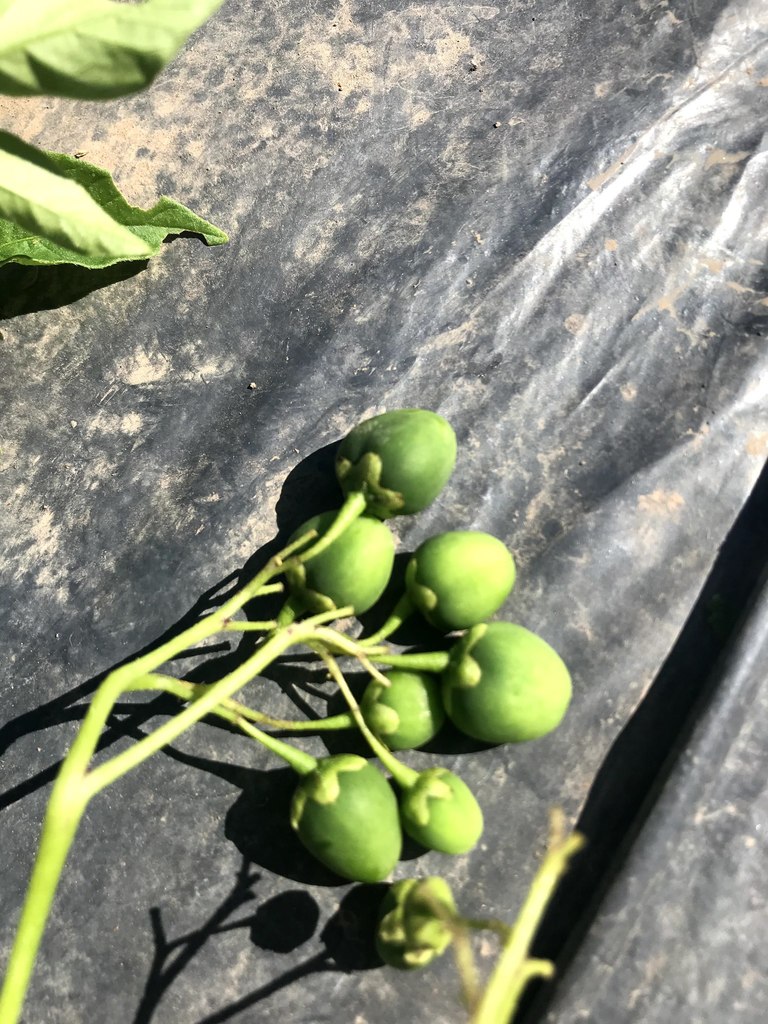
132;856;385;1024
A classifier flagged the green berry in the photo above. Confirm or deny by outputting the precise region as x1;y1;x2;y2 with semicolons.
291;755;402;882
361;670;446;750
335;409;457;518
399;767;483;854
287;511;394;614
442;622;572;743
405;531;516;631
376;877;457;969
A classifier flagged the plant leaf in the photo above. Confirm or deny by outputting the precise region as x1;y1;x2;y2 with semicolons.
0;0;226;99
0;139;228;268
0;131;153;262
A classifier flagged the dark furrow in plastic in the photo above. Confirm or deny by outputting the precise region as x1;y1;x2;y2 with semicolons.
520;455;768;1024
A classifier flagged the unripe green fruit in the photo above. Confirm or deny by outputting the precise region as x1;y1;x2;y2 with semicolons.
399;767;483;855
335;409;457;518
405;531;516;631
361;670;446;750
291;755;402;882
442;622;572;743
376;877;457;969
287;512;394;614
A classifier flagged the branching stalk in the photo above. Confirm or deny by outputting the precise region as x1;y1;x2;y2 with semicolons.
315;649;418;790
1;505;580;1024
141;674;351;733
469;809;584;1024
0;535;325;1024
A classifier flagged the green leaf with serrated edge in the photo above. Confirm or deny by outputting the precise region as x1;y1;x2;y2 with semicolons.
0;0;226;100
0;141;227;268
0;131;152;262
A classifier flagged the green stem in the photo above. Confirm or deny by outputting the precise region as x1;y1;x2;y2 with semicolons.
233;716;318;775
417;888;479;1010
316;649;418;790
450;919;480;1011
0;671;164;1024
83;621;318;798
100;533;315;691
243;711;354;733
358;593;415;646
172;675;354;738
249;582;284;596
310;627;384;659
469;810;584;1024
477;958;554;1023
0;790;85;1024
0;642;333;1024
311;627;391;687
0;534;322;1024
275;595;301;627
0;622;315;1024
370;649;451;673
141;674;351;733
222;620;278;632
296;491;368;562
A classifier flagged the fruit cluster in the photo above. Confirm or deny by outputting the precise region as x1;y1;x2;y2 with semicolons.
259;409;572;884
0;408;576;1024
